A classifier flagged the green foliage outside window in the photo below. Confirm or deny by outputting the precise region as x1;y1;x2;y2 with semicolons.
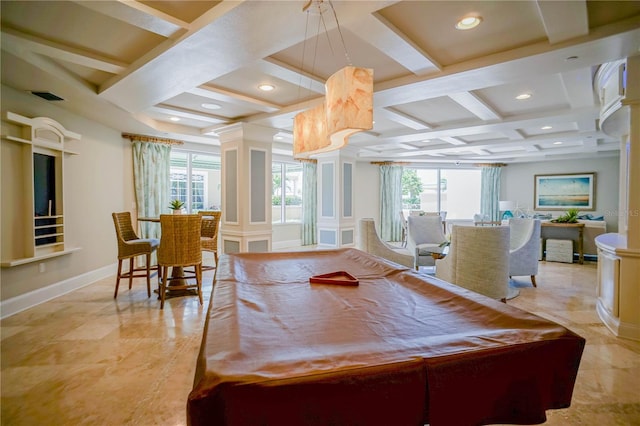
402;169;423;209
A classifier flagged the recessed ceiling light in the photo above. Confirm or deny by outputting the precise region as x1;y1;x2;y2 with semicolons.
515;93;532;100
541;126;552;130
169;117;180;122
455;16;482;30
258;84;275;92
553;141;563;145
201;103;221;110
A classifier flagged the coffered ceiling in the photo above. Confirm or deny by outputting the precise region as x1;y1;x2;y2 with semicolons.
2;1;640;164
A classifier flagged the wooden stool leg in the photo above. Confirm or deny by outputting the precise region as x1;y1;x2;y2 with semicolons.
128;258;134;289
145;254;151;297
530;275;537;287
114;259;124;298
197;264;203;305
160;266;168;309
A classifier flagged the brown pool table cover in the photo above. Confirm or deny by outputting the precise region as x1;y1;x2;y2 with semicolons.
188;248;584;425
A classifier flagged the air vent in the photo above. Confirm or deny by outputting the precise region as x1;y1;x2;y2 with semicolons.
31;91;64;101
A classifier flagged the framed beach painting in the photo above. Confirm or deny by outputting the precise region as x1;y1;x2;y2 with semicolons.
534;172;596;211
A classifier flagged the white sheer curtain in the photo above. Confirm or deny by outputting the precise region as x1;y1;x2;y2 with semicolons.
301;161;317;245
480;165;502;222
132;141;171;242
379;164;403;242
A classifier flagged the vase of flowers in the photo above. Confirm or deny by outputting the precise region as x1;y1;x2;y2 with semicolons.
169;199;185;214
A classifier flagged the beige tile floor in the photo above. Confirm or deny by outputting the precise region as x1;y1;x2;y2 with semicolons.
2;258;639;425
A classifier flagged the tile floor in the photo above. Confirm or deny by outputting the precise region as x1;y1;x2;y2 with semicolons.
2;258;639;425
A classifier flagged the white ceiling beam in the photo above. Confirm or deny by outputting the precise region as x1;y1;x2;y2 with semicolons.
377;107;431;130
440;136;467;146
361;129;603;159
1;28;127;74
535;0;589;44
1;42;97;93
260;57;326;94
187;86;281;113
378;106;603;144
150;105;228;124
561;67;596;108
373;20;640;108
501;129;525;140
448;92;501;121
99;0;249;111
346;12;440;76
72;0;187;37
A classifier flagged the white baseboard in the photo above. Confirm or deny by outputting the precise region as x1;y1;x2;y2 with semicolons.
0;263;117;319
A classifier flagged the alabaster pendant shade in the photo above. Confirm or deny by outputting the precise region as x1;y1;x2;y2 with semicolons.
293;103;326;158
293;66;373;158
326;66;373;145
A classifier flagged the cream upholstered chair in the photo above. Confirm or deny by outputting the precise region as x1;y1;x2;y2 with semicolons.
357;218;414;268
406;215;448;270
112;212;160;299
158;214;203;309
399;211;408;247
198;210;221;270
509;218;541;287
435;225;513;301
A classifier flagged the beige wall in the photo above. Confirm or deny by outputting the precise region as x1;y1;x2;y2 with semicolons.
501;157;620;232
1;85;131;301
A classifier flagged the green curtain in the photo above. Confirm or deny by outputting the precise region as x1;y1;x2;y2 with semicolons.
132;141;171;243
379;164;403;242
301;161;317;245
480;166;502;222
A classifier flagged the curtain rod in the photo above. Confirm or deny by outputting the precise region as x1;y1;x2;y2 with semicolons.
122;133;184;145
297;158;317;163
370;161;410;166
473;163;508;167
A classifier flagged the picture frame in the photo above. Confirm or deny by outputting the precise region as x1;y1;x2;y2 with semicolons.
534;172;596;211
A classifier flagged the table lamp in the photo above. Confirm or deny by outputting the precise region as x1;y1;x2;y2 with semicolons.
499;201;516;220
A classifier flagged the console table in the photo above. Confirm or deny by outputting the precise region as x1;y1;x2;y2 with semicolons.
541;222;585;264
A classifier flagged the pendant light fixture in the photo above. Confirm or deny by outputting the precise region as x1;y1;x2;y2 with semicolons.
293;0;373;159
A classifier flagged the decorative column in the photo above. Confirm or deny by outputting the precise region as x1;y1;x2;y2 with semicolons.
594;56;640;341
316;150;356;248
218;123;275;253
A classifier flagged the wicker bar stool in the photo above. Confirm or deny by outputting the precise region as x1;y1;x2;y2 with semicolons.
112;212;160;298
198;210;222;270
158;214;203;309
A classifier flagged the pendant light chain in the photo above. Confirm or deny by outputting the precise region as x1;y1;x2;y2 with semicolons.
328;0;352;66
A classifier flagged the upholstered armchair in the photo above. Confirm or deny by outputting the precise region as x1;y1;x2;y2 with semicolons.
435;225;513;301
406;215;448;270
357;218;414;268
509;218;541;287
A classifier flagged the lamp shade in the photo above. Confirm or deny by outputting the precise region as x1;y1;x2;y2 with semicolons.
293;66;373;159
326;66;373;147
293;102;326;158
499;201;516;212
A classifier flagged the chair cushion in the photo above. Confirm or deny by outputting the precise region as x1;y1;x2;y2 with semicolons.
131;238;160;248
416;243;442;256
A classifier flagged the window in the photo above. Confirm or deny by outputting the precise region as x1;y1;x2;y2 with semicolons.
170;151;221;213
272;162;303;223
402;168;481;220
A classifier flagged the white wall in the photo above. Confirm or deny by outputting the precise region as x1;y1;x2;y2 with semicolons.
1;85;131;301
354;162;380;222
501;156;620;232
